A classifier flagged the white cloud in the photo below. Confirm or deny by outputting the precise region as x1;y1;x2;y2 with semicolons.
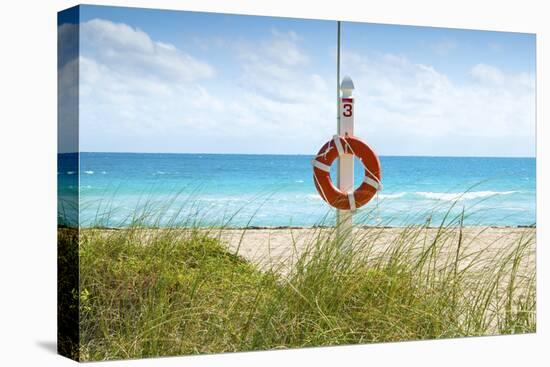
343;52;535;156
75;18;535;157
265;29;309;66
81;19;215;83
470;63;505;84
78;19;221;151
228;30;335;152
78;20;334;154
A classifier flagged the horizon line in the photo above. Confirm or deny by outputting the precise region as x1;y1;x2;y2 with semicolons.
66;151;537;159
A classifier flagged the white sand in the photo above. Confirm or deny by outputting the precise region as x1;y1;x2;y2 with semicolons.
86;226;536;275
214;227;536;272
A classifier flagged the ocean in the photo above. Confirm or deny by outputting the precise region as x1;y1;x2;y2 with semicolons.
58;153;536;227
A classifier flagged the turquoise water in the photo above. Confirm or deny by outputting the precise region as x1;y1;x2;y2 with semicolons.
59;153;535;227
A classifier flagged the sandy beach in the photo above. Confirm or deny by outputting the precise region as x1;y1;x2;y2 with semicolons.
86;226;536;274
197;226;535;278
216;226;535;269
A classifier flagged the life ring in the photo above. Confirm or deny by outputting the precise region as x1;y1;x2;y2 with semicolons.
312;135;382;210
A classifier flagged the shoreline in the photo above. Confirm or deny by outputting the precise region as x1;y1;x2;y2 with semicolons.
71;224;537;230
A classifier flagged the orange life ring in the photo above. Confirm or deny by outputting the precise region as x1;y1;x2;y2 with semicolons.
312;135;382;210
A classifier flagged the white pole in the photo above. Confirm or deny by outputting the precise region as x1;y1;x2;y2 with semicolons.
337;76;355;236
335;22;355;237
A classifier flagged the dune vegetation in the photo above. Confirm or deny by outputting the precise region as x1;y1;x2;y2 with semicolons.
56;201;536;361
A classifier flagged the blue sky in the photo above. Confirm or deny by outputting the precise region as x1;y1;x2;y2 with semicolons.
60;5;536;156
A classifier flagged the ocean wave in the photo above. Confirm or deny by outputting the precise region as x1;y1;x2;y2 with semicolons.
379;192;406;199
302;191;519;202
66;171;75;175
199;197;245;203
84;170;94;175
415;191;519;201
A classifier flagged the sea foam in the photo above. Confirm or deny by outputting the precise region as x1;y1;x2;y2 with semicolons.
415;190;518;201
378;192;407;199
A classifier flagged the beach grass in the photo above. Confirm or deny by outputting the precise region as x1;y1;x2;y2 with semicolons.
62;202;536;361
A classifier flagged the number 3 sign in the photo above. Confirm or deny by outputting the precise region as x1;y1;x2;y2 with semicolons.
341;98;353;117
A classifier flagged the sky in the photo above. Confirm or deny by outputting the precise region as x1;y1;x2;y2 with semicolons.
59;5;536;157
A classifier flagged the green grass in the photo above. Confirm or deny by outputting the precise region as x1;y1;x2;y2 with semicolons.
69;210;535;361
